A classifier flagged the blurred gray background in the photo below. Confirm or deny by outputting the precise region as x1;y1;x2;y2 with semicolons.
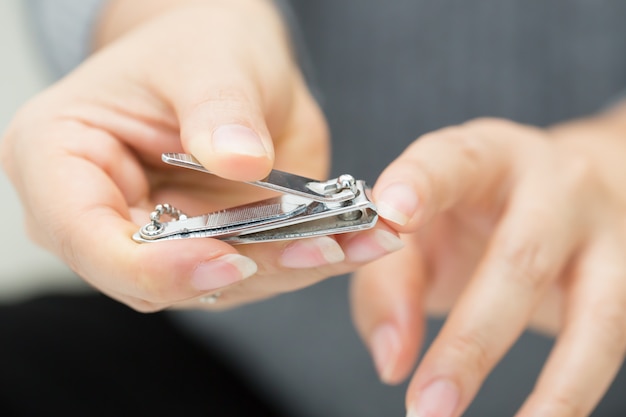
0;0;83;300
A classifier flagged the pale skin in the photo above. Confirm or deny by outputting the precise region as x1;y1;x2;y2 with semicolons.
353;113;626;417
1;0;403;311
2;1;626;417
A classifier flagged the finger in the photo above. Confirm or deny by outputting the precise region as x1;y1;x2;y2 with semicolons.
141;4;295;181
404;164;585;417
373;119;529;230
351;236;426;384
177;82;276;182
174;222;405;310
515;233;626;417
20;124;258;310
243;223;404;288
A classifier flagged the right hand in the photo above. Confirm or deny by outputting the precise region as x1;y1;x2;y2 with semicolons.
1;0;403;311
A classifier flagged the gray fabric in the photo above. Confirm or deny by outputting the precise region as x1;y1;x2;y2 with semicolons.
25;0;104;78
26;0;626;416
174;2;626;416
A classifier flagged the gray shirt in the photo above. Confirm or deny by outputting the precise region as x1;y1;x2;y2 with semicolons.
26;1;626;416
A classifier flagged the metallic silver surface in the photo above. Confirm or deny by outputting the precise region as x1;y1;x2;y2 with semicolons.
162;153;356;203
133;153;378;244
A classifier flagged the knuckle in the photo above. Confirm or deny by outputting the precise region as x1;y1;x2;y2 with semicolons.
428;126;485;163
445;331;492;376
496;235;551;291
190;85;255;116
412;127;486;207
69;127;124;170
1;95;62;174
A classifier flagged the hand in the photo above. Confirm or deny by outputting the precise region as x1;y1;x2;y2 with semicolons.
351;115;626;417
0;0;403;312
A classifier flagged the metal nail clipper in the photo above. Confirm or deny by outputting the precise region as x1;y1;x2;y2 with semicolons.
133;153;378;244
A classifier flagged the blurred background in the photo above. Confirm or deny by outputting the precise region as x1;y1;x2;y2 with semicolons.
0;0;85;301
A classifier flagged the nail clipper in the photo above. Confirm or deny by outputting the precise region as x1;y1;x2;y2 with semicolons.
133;153;378;244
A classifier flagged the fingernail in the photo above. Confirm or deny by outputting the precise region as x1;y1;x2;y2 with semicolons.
376;183;419;226
191;254;257;291
280;236;345;268
370;323;401;383
407;379;460;417
212;124;267;157
344;229;404;263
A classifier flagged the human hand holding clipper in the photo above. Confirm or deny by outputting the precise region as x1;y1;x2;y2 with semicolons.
0;0;403;312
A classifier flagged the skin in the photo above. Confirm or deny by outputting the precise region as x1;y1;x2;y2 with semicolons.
0;0;403;312
2;0;626;416
352;113;626;417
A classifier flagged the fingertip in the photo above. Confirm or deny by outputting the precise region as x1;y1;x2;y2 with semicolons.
212;124;270;158
342;228;404;264
279;236;345;269
134;238;255;302
190;253;257;291
188;124;274;181
406;378;461;417
374;182;420;228
370;323;402;383
368;314;424;385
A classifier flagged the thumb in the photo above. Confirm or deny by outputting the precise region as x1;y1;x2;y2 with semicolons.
176;81;276;181
136;3;293;181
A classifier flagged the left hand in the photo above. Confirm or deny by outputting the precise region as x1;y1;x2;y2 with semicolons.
350;115;626;417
